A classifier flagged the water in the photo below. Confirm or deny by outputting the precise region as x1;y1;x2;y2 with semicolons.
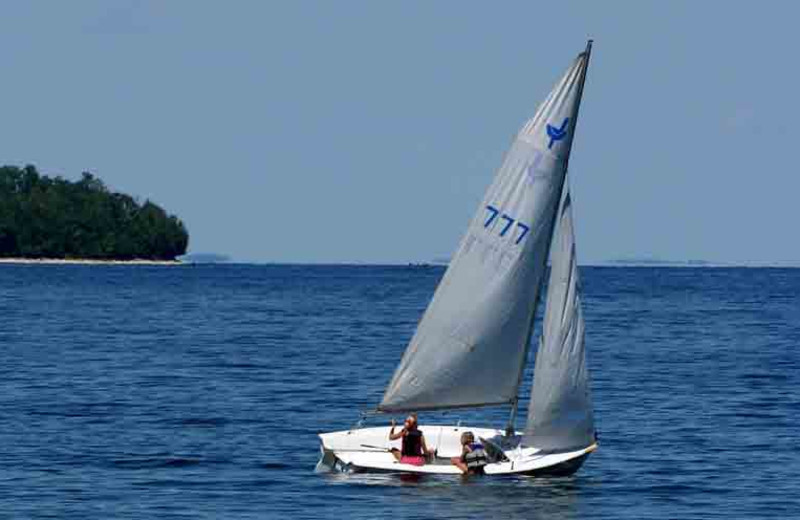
1;264;798;519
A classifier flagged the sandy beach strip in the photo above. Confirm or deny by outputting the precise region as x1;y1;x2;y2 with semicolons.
0;257;183;266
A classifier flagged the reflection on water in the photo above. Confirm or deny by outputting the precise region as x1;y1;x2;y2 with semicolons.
323;472;585;520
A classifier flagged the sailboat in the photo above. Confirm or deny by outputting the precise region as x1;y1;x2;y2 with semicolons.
317;41;597;476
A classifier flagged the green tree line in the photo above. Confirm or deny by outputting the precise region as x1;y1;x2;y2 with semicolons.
0;165;188;260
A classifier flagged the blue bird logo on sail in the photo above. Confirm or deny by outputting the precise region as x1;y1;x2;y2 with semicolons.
546;118;570;149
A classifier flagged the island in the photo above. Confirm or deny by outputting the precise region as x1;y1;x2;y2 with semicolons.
0;165;188;261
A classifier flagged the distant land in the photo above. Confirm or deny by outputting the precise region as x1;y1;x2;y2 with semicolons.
0;164;188;261
429;256;718;268
604;257;713;267
179;253;231;263
426;256;800;268
601;257;800;268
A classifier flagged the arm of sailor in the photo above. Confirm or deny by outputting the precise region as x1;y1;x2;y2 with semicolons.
459;444;471;461
421;435;435;456
388;420;405;441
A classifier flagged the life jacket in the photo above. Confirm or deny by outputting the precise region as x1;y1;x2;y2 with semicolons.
464;443;488;469
401;429;423;457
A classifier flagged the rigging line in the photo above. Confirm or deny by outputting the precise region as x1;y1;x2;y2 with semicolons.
505;398;519;436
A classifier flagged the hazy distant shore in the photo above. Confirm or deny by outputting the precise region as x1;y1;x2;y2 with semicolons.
599;259;800;268
0;258;183;266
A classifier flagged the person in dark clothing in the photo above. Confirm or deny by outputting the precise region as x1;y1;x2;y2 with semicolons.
388;414;433;466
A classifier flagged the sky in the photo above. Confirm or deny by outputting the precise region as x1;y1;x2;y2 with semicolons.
3;1;799;264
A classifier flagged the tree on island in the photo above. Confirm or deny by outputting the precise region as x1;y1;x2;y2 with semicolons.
0;164;188;260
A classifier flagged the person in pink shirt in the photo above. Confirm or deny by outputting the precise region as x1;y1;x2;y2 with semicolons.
388;414;433;466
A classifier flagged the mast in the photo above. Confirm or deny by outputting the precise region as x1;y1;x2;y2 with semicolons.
564;39;593;173
505;39;594;435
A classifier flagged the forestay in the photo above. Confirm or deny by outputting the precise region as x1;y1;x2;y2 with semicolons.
524;191;595;451
379;48;592;412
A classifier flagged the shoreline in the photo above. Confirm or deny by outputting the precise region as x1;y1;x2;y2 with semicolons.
1;258;797;268
0;257;183;266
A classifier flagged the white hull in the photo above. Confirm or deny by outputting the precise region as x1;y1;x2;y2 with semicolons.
317;425;596;476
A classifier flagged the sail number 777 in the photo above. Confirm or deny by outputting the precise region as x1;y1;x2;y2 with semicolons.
484;205;530;245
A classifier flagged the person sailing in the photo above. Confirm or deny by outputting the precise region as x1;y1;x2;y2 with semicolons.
388;414;434;466
451;431;488;475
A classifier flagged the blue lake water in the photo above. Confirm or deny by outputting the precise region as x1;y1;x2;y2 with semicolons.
1;264;798;519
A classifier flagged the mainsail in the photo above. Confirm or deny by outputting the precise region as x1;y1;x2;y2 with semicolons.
524;190;595;451
379;44;593;412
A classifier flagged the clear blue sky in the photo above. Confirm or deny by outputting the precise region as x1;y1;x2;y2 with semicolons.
3;1;798;264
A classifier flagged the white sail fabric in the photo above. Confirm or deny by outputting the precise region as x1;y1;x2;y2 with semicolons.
379;50;591;412
524;191;594;451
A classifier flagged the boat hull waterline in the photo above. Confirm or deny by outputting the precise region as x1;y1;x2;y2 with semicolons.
316;425;596;476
